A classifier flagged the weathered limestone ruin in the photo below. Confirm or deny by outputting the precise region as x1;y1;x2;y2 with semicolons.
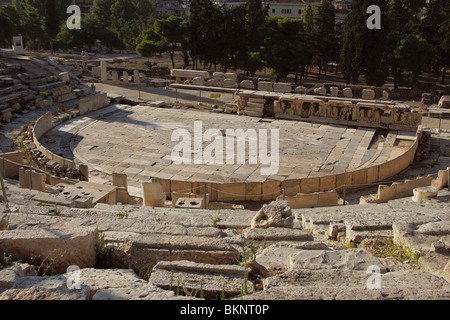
0;54;449;301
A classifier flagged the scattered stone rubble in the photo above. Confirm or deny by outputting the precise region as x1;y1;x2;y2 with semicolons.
0;184;448;300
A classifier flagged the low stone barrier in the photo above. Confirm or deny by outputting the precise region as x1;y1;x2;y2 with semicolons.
32;112;77;169
0;227;98;274
151;126;422;202
78;93;108;115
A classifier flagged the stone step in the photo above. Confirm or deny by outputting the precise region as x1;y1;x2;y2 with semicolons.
243;227;313;242
150;260;252;299
30;81;66;94
255;269;450;300
0;227;97;274
255;241;330;270
0;83;23;96
53;91;77;103
113;234;240;272
288;248;388;272
0;268;185;300
0;90;28;104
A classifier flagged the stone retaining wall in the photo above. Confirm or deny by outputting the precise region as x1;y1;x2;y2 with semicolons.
32;112;77;169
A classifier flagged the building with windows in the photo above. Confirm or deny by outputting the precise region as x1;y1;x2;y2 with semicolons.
0;0;12;6
153;0;189;18
74;0;94;15
264;0;321;19
73;0;189;18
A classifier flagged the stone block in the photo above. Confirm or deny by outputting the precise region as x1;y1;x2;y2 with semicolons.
112;173;127;189
141;182;166;207
318;191;339;207
258;81;273;92
431;168;449;189
288;248;387;272
0;228;98;274
438;95;450;109
171;69;209;80
343;87;352;98
280;193;318;209
300;177;319;194
239;80;254;89
18;167;46;191
245;182;262;201
213;72;225;80
412;186;438;203
0;263;36;289
114;235;239;271
262;180;281;201
294;86;307;94
100;60;107;81
91;67;101;77
111;71;119;84
336;172;353;192
367;165;379;184
78;93;108;115
192;77;204;86
330;87;339;97
319;175;336;192
352;169;367;187
133;70;140;85
0;275;91;300
175;197;204;209
314;87;326;96
150;260;251;299
224;73;238;81
59;72;69;83
170;180;192;195
0;151;23;178
216;183;245;201
244;227;313;241
122;71;129;85
281;180;300;196
273;83;291;93
222;79;238;88
251;200;293;229
206;79;221;87
362;89;375;100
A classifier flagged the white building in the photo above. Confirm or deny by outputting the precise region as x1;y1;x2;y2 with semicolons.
154;0;189;18
264;0;321;19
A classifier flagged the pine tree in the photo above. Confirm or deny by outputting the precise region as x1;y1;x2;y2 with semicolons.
340;0;388;85
419;0;450;84
314;0;338;79
44;0;59;53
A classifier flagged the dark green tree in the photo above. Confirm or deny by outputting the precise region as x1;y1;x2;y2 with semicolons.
314;0;338;79
384;32;431;88
154;16;190;69
0;5;20;47
340;0;389;85
386;0;426;34
20;1;46;49
260;16;307;82
189;0;221;69
44;0;59;52
419;0;450;84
